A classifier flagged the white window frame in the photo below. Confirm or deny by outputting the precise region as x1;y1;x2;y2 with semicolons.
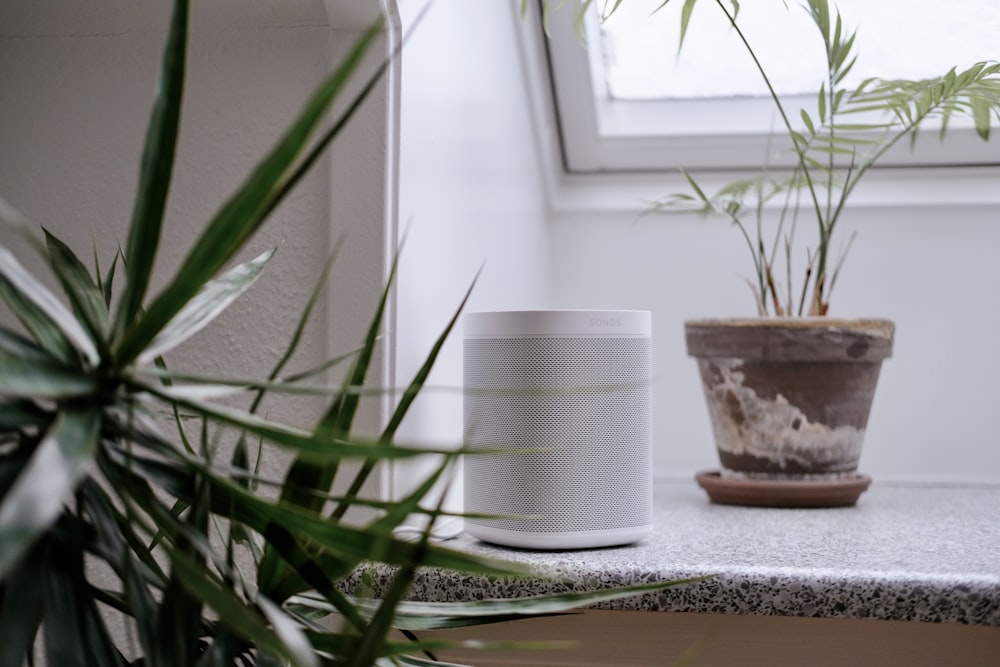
514;0;1000;213
548;2;1000;173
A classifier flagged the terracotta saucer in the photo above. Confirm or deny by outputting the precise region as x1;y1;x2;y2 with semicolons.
695;470;872;508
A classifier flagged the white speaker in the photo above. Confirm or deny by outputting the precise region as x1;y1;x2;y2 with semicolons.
462;310;653;550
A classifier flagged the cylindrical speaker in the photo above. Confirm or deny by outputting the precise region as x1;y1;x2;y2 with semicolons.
463;310;652;549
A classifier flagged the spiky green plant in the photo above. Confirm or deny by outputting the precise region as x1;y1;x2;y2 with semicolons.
622;0;1000;315
0;2;688;665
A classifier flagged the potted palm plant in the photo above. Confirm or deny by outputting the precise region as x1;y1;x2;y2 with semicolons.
639;0;1000;505
0;2;689;664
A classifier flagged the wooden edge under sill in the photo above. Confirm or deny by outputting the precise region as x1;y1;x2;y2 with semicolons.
415;608;1000;667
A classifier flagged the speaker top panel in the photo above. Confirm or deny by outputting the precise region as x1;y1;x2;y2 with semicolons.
465;309;651;339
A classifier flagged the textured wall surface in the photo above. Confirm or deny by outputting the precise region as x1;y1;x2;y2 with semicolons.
0;0;395;462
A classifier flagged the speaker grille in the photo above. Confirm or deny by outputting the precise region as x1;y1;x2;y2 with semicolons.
464;336;652;534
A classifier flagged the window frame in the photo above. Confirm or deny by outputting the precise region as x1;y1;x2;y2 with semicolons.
540;1;1000;175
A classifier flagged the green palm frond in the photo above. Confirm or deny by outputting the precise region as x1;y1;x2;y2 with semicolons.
646;0;1000;315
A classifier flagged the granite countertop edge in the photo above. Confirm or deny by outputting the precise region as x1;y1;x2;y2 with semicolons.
346;481;1000;626
395;563;1000;626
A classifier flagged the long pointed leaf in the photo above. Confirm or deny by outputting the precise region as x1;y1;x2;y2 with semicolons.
0;407;100;578
227;484;525;579
972;95;992;139
136;382;460;462
348;481;453;667
81;480;168;587
333;276;478;520
43;560;91;667
0;398;49;431
156;478;209;667
103;445;526;579
268;455;456;604
0;348;96;399
44;519;129;667
167;548;313;667
103;248;121;308
137;247;276;365
0;245;98;367
115;0;190;337
194;630;239;667
257;594;320;667
347;544;427;667
295;577;708;633
677;0;698;53
386;577;710;630
318;245;400;441
258;516;370;628
115;19;386;366
78;582;131;666
80;483;167;664
249;238;343;415
260;249;400;592
43;229;111;351
0;541;47;666
0;326;63;365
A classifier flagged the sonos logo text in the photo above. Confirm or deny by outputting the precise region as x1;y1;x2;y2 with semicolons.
589;317;621;328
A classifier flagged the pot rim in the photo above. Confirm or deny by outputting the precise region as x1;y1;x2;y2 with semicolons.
685;317;894;338
684;317;894;361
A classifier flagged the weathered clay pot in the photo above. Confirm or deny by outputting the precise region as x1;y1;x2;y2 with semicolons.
685;318;894;479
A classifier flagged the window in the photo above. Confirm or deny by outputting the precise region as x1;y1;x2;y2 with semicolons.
543;0;1000;173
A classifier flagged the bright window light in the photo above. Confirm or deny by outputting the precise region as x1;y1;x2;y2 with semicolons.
541;0;1000;172
600;0;1000;100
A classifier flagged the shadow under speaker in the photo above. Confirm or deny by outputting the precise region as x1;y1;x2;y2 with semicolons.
463;310;653;549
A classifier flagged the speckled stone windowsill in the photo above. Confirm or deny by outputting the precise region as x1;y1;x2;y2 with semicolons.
396;479;1000;626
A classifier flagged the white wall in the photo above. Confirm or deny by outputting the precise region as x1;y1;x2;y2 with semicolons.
391;0;1000;488
547;199;1000;484
392;0;551;500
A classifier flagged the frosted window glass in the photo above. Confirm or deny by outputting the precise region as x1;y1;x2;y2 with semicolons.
599;0;1000;100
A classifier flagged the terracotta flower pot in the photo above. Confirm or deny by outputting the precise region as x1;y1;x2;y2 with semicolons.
685;318;894;480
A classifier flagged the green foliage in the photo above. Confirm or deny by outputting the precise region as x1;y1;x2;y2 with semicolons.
0;2;686;665
644;0;1000;315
